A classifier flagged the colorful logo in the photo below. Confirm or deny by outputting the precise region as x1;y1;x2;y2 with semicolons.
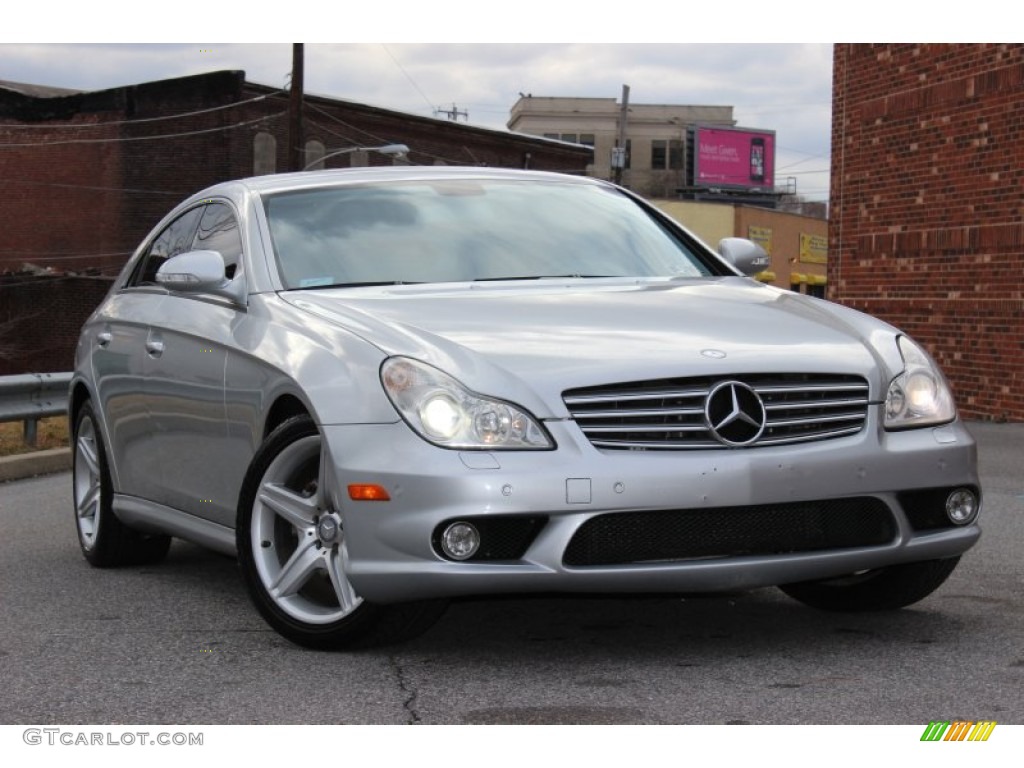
921;720;997;742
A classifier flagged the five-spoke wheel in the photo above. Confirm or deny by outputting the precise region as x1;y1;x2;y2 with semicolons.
72;402;171;567
237;415;445;649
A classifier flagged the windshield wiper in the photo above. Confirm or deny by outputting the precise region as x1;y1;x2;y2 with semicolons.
472;274;619;282
295;280;425;290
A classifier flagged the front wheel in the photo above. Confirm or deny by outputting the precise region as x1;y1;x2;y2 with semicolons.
236;415;445;649
779;557;961;612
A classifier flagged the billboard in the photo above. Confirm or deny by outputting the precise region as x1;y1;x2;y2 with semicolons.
693;126;775;191
799;233;828;264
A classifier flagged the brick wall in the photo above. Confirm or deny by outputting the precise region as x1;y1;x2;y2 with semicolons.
830;44;1024;421
0;276;114;375
1;70;592;280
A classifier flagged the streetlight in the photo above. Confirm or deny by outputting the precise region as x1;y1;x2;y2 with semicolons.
304;143;410;170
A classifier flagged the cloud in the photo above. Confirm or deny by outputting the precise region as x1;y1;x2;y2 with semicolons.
0;42;833;200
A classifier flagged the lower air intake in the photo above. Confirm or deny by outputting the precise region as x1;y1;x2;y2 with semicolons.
563;498;896;567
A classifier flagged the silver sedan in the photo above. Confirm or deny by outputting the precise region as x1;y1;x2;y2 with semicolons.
71;168;981;648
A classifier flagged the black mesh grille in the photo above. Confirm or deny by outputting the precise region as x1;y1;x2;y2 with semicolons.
563;373;870;450
563;498;896;567
433;516;547;562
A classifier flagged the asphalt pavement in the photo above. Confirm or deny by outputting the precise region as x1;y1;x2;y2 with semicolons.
0;422;1021;724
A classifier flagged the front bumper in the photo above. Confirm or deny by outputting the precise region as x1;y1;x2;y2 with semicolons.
322;416;981;604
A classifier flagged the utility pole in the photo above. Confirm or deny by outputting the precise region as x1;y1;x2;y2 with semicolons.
436;103;468;122
288;43;304;172
612;84;630;186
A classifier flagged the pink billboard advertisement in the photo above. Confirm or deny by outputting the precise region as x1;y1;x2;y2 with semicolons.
693;126;775;190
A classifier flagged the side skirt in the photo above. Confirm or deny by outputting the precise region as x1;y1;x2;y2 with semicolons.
113;494;237;556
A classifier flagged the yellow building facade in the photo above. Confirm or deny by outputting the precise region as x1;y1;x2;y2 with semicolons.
652;201;828;295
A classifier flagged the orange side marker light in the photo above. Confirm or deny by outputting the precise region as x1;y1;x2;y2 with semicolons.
347;484;391;502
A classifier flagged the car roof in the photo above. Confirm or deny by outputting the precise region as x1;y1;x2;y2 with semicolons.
202;166;606;200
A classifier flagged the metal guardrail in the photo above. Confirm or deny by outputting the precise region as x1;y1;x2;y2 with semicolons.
0;372;71;447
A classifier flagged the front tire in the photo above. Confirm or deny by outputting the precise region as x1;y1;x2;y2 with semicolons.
73;401;171;567
236;415;445;649
779;557;961;612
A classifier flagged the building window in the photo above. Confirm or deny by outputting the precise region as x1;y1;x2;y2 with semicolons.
253;132;276;175
651;140;667;169
668;139;683;170
652;139;684;170
304;140;325;171
579;134;595;147
543;133;559;140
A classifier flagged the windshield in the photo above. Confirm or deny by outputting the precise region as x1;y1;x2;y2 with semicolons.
264;178;717;289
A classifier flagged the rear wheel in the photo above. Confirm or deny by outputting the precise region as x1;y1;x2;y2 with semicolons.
236;415;445;649
779;557;961;612
73;401;171;567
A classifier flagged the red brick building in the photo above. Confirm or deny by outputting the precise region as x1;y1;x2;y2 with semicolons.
830;44;1024;421
0;70;592;374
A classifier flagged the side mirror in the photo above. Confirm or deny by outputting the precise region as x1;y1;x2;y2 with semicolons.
718;238;770;276
156;250;245;304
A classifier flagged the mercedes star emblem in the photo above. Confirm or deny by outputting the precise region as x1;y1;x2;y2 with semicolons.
704;381;766;446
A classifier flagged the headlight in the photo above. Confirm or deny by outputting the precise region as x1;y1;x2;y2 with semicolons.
884;336;956;429
381;357;553;450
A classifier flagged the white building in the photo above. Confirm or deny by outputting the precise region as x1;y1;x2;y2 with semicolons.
508;95;735;197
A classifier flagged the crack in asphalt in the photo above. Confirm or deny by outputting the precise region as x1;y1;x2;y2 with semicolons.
389;656;421;724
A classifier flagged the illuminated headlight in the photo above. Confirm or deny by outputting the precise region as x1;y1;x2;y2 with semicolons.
381;357;553;450
884;336;956;429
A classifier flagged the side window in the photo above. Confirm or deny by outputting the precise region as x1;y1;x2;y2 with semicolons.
128;206;204;287
193;203;243;280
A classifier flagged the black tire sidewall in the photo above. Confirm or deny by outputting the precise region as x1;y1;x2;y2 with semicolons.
780;556;962;612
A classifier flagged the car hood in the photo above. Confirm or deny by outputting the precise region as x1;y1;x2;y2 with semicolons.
282;278;900;418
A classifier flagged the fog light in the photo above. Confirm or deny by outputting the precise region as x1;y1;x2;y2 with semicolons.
441;522;480;561
945;488;979;525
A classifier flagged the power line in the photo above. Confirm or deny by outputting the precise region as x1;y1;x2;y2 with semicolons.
380;44;437;116
0;249;133;259
305;101;478;167
0;111;286;148
3;178;182;196
0;91;283;130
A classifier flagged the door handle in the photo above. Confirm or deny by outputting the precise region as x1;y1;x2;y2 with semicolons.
145;339;165;357
97;332;112;348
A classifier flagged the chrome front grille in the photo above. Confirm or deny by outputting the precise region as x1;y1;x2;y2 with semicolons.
563;373;871;450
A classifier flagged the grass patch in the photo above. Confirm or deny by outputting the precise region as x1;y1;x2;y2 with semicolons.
0;416;70;457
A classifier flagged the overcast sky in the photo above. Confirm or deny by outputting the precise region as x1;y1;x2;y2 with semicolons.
0;43;834;200
1;4;1002;205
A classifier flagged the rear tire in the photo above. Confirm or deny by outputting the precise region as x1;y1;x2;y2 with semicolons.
779;557;961;612
73;401;172;567
236;415;445;649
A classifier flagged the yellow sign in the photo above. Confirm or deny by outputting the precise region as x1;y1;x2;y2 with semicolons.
799;233;827;264
748;226;772;256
